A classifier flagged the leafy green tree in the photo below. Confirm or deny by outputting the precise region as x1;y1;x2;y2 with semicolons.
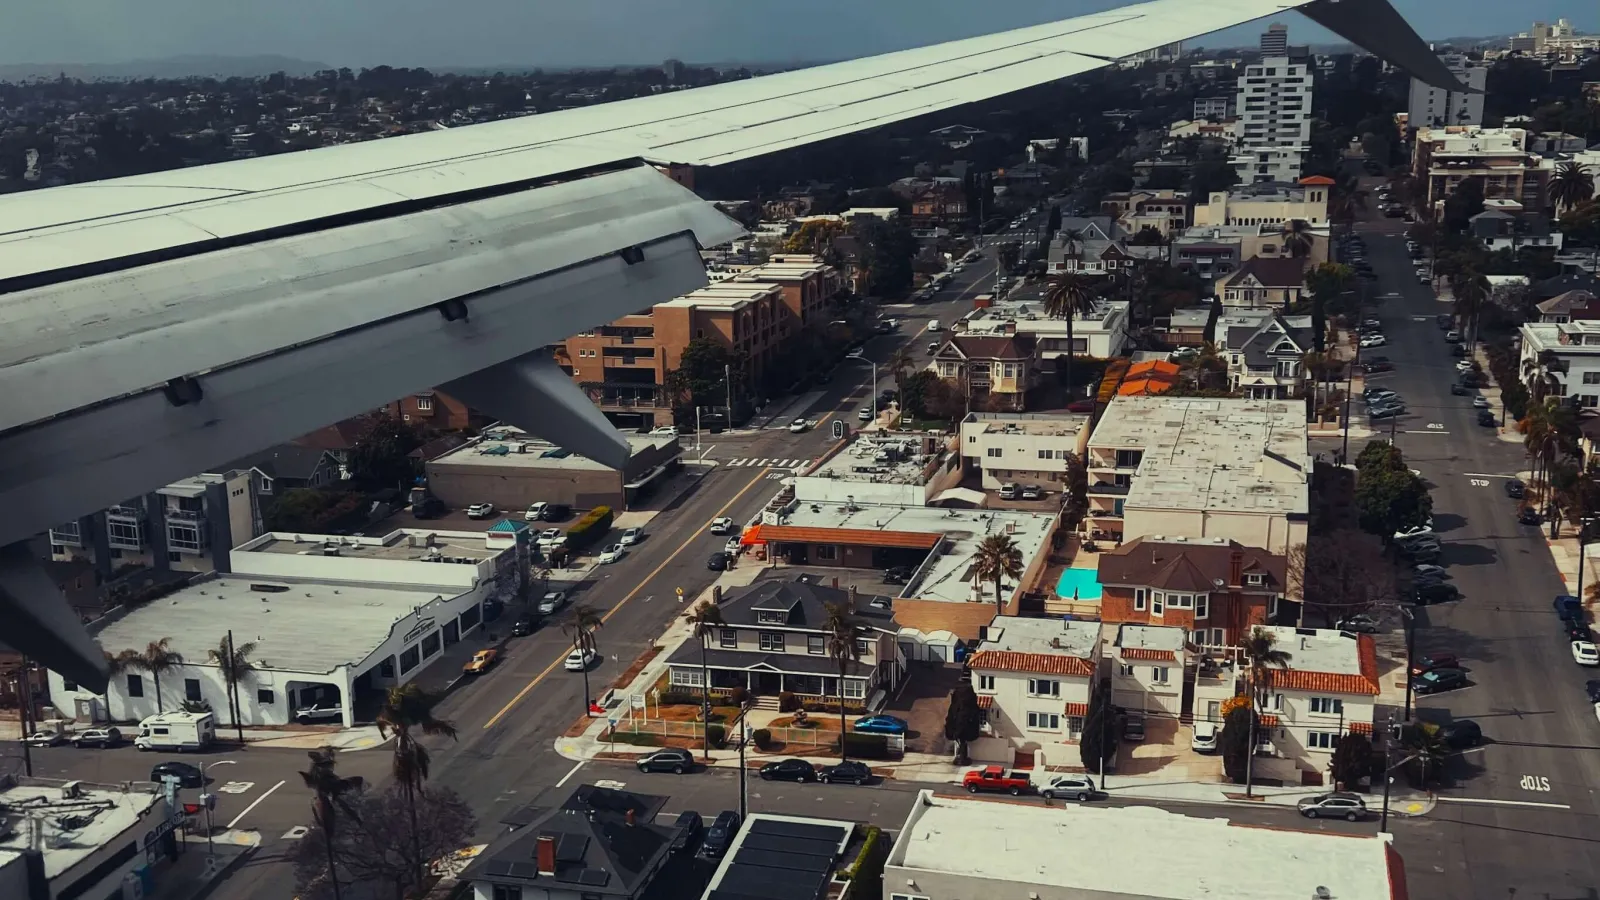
1401;722;1451;787
1551;160;1596;214
265;488;336;532
899;370;941;418
1062;452;1089;530
1220;704;1255;784
1442;176;1485;234
1304;262;1353;352
1188;158;1238;200
1043;273;1100;397
1078;678;1116;772
666;338;743;416
822;602;864;760
853;218;918;297
348;414;423;490
1330;732;1373;789
1356;465;1432;539
685;601;727;762
996;241;1022;274
944;677;984;765
375;684;458;890
298;748;366;900
1129;225;1164;246
1559;199;1600;268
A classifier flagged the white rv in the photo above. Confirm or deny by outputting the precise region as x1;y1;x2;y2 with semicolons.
133;711;216;752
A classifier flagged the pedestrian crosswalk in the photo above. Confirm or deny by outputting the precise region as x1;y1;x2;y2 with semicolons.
722;458;808;468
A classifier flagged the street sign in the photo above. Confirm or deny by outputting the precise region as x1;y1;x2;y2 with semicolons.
631;694;646;709
832;420;847;440
675;587;685;602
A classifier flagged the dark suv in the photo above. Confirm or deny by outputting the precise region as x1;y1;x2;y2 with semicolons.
700;811;742;860
636;748;695;774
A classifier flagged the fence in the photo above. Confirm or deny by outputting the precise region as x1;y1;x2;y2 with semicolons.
608;718;840;751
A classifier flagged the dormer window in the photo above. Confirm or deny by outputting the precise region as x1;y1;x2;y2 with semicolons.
1246;573;1265;586
757;610;788;625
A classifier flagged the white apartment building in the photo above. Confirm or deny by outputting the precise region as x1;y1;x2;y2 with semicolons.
1407;53;1487;128
959;297;1132;362
48;525;531;728
1233;55;1313;183
1109;624;1188;716
1520;320;1600;409
48;468;260;577
959;412;1091;491
1412;126;1553;212
1252;626;1381;785
1083;397;1309;555
1193;95;1233;119
1192;179;1330;227
967;616;1102;768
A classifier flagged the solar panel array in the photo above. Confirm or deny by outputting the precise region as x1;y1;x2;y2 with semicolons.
708;819;850;900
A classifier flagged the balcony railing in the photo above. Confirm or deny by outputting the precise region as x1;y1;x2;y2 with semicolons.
166;508;205;521
49;523;82;547
1087;482;1130;496
107;505;142;519
167;519;208;553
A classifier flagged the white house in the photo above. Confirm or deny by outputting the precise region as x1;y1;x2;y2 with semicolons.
1252;626;1381;785
967;616;1102;768
958;412;1091;491
1520;320;1600;409
47;525;531;729
1109;624;1188;716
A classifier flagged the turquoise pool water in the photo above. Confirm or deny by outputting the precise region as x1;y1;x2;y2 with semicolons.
1055;568;1103;601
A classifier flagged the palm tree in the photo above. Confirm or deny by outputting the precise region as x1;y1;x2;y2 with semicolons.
889;347;915;407
1042;273;1099;401
138;638;184;713
1239;627;1292;798
563;604;604;715
973;533;1025;615
1279;218;1314;259
684;600;727;761
300;747;365;900
208;635;256;741
1450;270;1490;346
821;602;863;761
1551;161;1596;214
375;684;457;888
1401;723;1452;786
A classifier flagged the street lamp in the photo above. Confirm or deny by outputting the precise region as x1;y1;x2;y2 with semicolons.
847;352;880;424
201;759;237;869
1400;607;1417;722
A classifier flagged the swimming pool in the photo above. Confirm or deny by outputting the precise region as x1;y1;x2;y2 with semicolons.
1055;568;1103;601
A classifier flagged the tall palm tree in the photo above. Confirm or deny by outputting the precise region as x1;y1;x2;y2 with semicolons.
138;638;184;714
973;533;1025;615
1279;218;1314;259
1042;273;1099;401
821;601;863;761
208;635;257;741
1240;627;1292;798
563;604;605;714
300;747;365;900
1551;161;1596;214
684;600;727;761
1450;270;1490;346
375;684;457;888
1401;723;1452;786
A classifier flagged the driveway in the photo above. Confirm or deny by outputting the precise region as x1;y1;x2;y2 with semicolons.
884;663;964;755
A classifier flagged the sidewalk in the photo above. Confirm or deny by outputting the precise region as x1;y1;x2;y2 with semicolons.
146;830;262;900
234;725;389;751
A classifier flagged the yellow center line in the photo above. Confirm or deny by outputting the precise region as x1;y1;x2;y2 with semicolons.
482;465;776;730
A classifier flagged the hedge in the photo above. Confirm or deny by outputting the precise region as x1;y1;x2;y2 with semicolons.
705;723;727;749
751;728;774;750
836;733;894;759
565;506;614;549
606;731;659;747
844;825;888;900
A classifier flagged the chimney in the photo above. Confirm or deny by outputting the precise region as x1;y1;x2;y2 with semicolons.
536;835;556;876
1051;637;1061;649
626;809;636;827
712;585;723;603
1229;549;1243;587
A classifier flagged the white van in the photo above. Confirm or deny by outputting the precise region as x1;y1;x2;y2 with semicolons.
928;320;942;332
134;711;216;752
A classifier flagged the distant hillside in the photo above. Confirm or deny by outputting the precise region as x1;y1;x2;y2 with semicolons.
0;54;330;83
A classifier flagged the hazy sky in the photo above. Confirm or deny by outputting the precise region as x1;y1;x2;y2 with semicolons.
0;0;1590;70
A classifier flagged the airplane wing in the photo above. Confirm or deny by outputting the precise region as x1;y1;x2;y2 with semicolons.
0;0;1451;691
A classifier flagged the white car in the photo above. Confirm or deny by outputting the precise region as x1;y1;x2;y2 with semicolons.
650;426;679;436
467;503;496;519
537;591;569;615
928;320;942;332
1395;525;1434;541
710;517;736;536
564;648;596;671
788;418;809;433
998;482;1019;500
620;527;644;546
537;528;563;548
1573;641;1600;666
1190;722;1219;753
1455;360;1476;373
598;544;626;564
524;502;548;521
1472;396;1490;409
25;731;65;747
1359;335;1387;348
295;702;343;724
724;537;743;556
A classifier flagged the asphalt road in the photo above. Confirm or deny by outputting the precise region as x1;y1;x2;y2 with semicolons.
1324;224;1600;899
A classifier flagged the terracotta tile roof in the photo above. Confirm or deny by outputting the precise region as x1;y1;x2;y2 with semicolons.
1119;648;1177;662
967;649;1095;677
1349;720;1373;736
976;694;995;709
758;525;940;551
1298;175;1336;186
1063;702;1089;717
1258;714;1281;727
1269;635;1381;696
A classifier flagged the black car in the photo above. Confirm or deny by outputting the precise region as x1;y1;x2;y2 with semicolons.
700;810;742;859
1477;410;1497;427
1564;621;1594;642
1450;383;1470;396
1441;720;1483;748
759;758;818;782
1411;667;1468;695
636;748;695;774
1451;344;1468;357
1365;360;1396;373
1505;479;1525;499
707;552;729;571
818;761;873;785
1436;314;1453;327
1123;714;1146;742
882;566;914;585
1585;679;1600;702
541;504;572;522
669;810;704;853
1414;583;1461;605
511;615;539;636
150;761;204;788
1519;508;1543;526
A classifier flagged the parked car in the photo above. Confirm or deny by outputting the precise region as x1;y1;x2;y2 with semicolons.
463;649;498;674
857;407;873;422
1411;667;1468;695
542;504;572;522
1519;508;1545;526
511;615;539;636
537;591;569;615
295;702;342;724
1413;564;1447;579
620;527;644;546
1395;525;1434;541
1410;653;1459;676
1451;343;1468;357
1190;722;1219;753
788;418;810;433
637;748;696;774
1478;410;1498;427
1441;720;1483;748
1297;792;1368;821
1365;389;1399;403
759;758;818;782
1337;614;1380;634
998;482;1019;500
150;761;204;788
564;648;595;671
70;727;123;749
1572;641;1600;666
524;502;548;521
669;810;704;854
1365;360;1396;373
1040;773;1097;801
1414;583;1461;605
883;566;914;585
536;528;564;548
1123;714;1146;742
818;761;873;785
962;766;1034;795
1506;479;1526;498
709;517;736;535
1471;396;1491;409
1369;406;1404;420
1067;398;1096;413
466;503;496;519
707;552;729;571
1450;383;1470;396
25;731;65;747
700;811;743;860
853;715;908;735
1019;484;1044;500
1565;621;1594;642
598;544;627;564
1445;330;1462;342
1555;595;1584;621
1586;680;1600;702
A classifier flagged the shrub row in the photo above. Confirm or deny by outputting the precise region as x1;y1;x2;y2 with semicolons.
565;505;614;549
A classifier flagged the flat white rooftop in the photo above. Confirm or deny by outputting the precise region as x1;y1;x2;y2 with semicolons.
244;529;498;562
431;428;675;471
891;792;1396;900
1260;625;1362;675
89;575;448;675
0;780;162;880
807;433;948;485
980;615;1101;658
1091;397;1309;515
962;412;1090;438
1116;623;1188;652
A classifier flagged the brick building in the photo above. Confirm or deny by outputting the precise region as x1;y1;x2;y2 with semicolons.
1095;536;1287;651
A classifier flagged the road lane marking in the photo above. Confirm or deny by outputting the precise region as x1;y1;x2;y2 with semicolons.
226;779;285;829
555;761;585;788
1435;796;1570;809
483;466;774;729
1464;472;1516;478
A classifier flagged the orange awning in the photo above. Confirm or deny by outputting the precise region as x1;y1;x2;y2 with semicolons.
758;525;940;550
1258;714;1280;728
1064;702;1089;717
740;525;766;545
1350;720;1373;736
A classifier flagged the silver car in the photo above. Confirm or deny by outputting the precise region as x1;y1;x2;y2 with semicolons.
1297;792;1367;821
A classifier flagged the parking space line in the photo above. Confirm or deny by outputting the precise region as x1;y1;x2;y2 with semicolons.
226;779;285;829
555;761;585;789
1434;796;1571;810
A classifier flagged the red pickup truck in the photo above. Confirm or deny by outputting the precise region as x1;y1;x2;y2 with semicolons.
962;766;1034;796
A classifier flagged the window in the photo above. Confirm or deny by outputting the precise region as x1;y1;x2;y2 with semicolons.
1134;589;1146;611
421;632;441;659
1583;371;1600;385
1152;593;1164;616
106;519;142;547
1195;595;1209;619
757;610;787;625
1170;594;1193;609
62;678;77;692
127;674;144;698
976;674;995;691
759;632;785;652
259;476;274;495
399;646;420;674
855;638;871;655
1118;663;1135;677
1151;667;1171;685
1307;731;1337;750
986;447;1003;458
415;395;433;411
1067;716;1084;739
808;635;826;655
891;894;932;900
492;884;524;900
670;668;704;687
184;678;202;702
1027;711;1061;731
1310;697;1344;715
843;680;866;699
816;545;838;562
718;628;738;648
1027;679;1061;697
1246;572;1265;586
1038;449;1052;459
257;689;275;705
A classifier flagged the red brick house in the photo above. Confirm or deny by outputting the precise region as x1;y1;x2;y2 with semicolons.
1095;536;1287;650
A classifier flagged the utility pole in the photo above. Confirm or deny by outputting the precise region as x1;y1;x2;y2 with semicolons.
18;656;34;776
736;704;750;820
1379;713;1397;832
724;364;733;425
1400;608;1416;722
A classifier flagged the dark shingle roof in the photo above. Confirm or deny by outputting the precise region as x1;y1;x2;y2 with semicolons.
224;444;334;481
716;580;898;631
935;333;1035;362
472;786;674;897
1096;536;1286;593
1225;256;1307;289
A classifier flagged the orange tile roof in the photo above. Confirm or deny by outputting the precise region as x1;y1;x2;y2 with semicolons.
1126;360;1181;377
976;695;995;709
1120;648;1177;662
758;525;940;551
1350;720;1373;736
967;649;1095;677
1268;635;1381;696
1064;702;1089;717
1259;714;1281;727
1299;175;1336;185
